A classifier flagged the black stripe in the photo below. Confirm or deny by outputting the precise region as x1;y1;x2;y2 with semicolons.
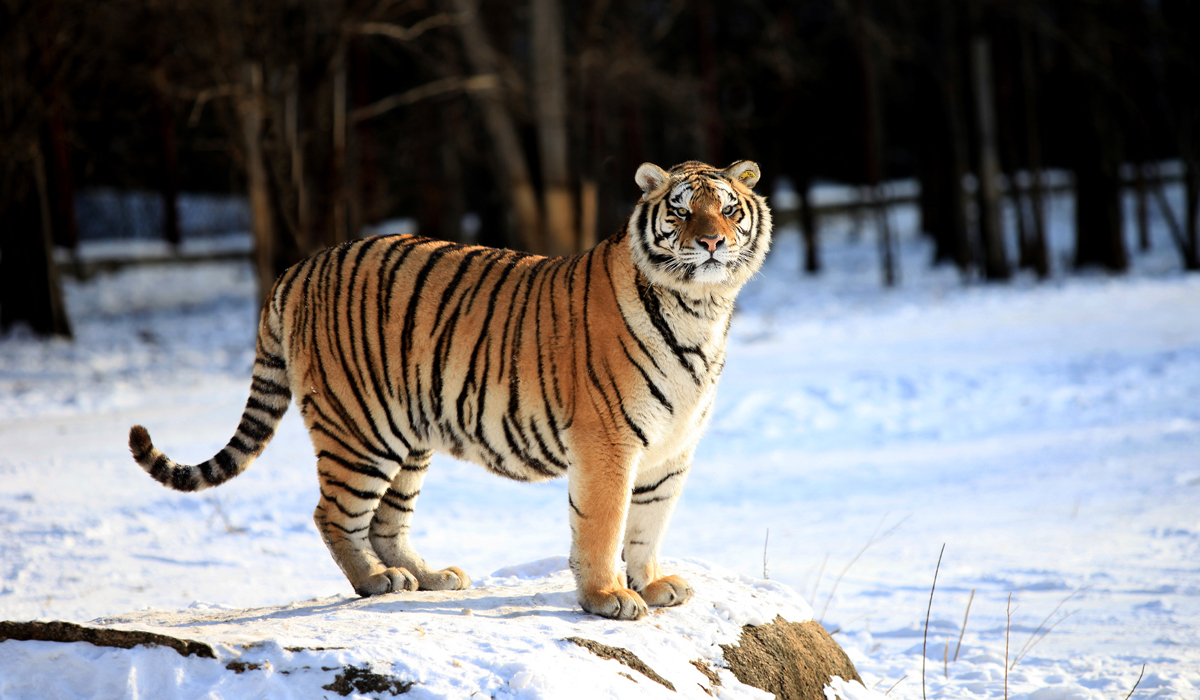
321;490;374;519
238;415;272;441
213;449;238;478
150;455;170;483
256;352;286;370
631;495;673;505
633;468;685;495
251;376;291;398
318;450;393;483
171;465;193;491
635;277;702;384
246;396;287;420
619;340;673;414
318;471;384;502
325;521;370;536
569;494;587;519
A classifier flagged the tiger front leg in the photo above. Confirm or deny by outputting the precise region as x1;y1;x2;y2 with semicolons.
624;454;693;608
568;449;648;620
369;450;470;591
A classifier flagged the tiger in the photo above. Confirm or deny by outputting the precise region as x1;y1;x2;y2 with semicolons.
128;159;772;620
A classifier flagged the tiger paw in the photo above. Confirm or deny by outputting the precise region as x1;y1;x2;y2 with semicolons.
578;587;648;620
417;566;471;591
639;574;693;607
354;567;420;596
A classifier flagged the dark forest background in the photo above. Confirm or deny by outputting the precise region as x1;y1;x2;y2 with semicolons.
2;0;1198;338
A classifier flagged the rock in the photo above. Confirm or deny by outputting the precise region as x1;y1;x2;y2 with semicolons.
0;619;214;658
723;616;864;700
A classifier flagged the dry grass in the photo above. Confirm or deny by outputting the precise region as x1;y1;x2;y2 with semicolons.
921;543;946;700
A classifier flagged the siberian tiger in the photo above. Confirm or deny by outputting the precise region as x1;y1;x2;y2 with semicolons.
129;160;772;620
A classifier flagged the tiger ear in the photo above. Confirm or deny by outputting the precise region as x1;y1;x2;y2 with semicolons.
635;163;669;197
724;161;761;189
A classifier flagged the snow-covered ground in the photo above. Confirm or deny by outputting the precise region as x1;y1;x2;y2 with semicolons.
1;182;1198;699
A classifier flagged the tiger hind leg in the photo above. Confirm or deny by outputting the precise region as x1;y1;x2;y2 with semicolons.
369;450;470;591
312;452;418;596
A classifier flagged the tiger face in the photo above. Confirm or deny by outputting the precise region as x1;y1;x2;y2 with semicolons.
630;160;772;291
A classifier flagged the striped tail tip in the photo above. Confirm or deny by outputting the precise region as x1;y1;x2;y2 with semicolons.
128;424;209;492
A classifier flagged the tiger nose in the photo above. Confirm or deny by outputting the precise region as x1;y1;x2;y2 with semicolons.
698;235;723;252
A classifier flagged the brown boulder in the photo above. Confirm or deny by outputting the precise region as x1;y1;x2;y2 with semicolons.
722;615;863;700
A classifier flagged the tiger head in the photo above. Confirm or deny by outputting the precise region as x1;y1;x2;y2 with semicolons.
629;160;772;292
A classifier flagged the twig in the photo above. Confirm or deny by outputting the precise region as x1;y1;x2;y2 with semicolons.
818;514;909;622
1011;588;1086;668
809;553;828;605
944;633;949;679
206;494;246;534
922;543;945;700
762;528;770;580
1122;663;1146;700
1011;610;1079;669
884;675;907;696
953;588;975;662
351;11;470;43
1005;593;1012;700
350;74;498;123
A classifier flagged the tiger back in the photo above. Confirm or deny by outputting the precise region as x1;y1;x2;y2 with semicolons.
129;160;772;620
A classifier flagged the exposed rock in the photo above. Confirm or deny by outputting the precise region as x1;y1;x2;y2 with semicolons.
722;616;863;700
321;665;414;696
0;619;215;659
565;636;676;691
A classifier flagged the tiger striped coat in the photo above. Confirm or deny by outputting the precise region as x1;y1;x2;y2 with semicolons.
129;160;772;620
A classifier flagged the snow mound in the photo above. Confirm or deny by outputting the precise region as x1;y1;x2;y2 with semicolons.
0;558;877;700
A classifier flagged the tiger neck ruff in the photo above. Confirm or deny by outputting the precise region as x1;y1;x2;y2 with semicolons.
129;160;772;620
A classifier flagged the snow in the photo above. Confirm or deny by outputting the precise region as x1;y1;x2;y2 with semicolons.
2;180;1199;698
0;558;816;699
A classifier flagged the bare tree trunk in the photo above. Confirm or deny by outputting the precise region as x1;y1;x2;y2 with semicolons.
454;0;542;253
532;0;575;255
0;145;72;338
46;106;78;252
971;35;1010;280
239;63;276;305
1018;10;1049;276
850;0;894;287
579;179;598;250
1184;157;1200;269
696;0;721;164
1134;163;1150;251
798;175;820;274
284;64;312;253
331;46;350;244
158;96;181;248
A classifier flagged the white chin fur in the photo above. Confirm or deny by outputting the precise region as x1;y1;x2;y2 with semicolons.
690;263;730;284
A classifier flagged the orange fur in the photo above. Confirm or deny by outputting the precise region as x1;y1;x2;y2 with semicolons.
128;160;772;619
